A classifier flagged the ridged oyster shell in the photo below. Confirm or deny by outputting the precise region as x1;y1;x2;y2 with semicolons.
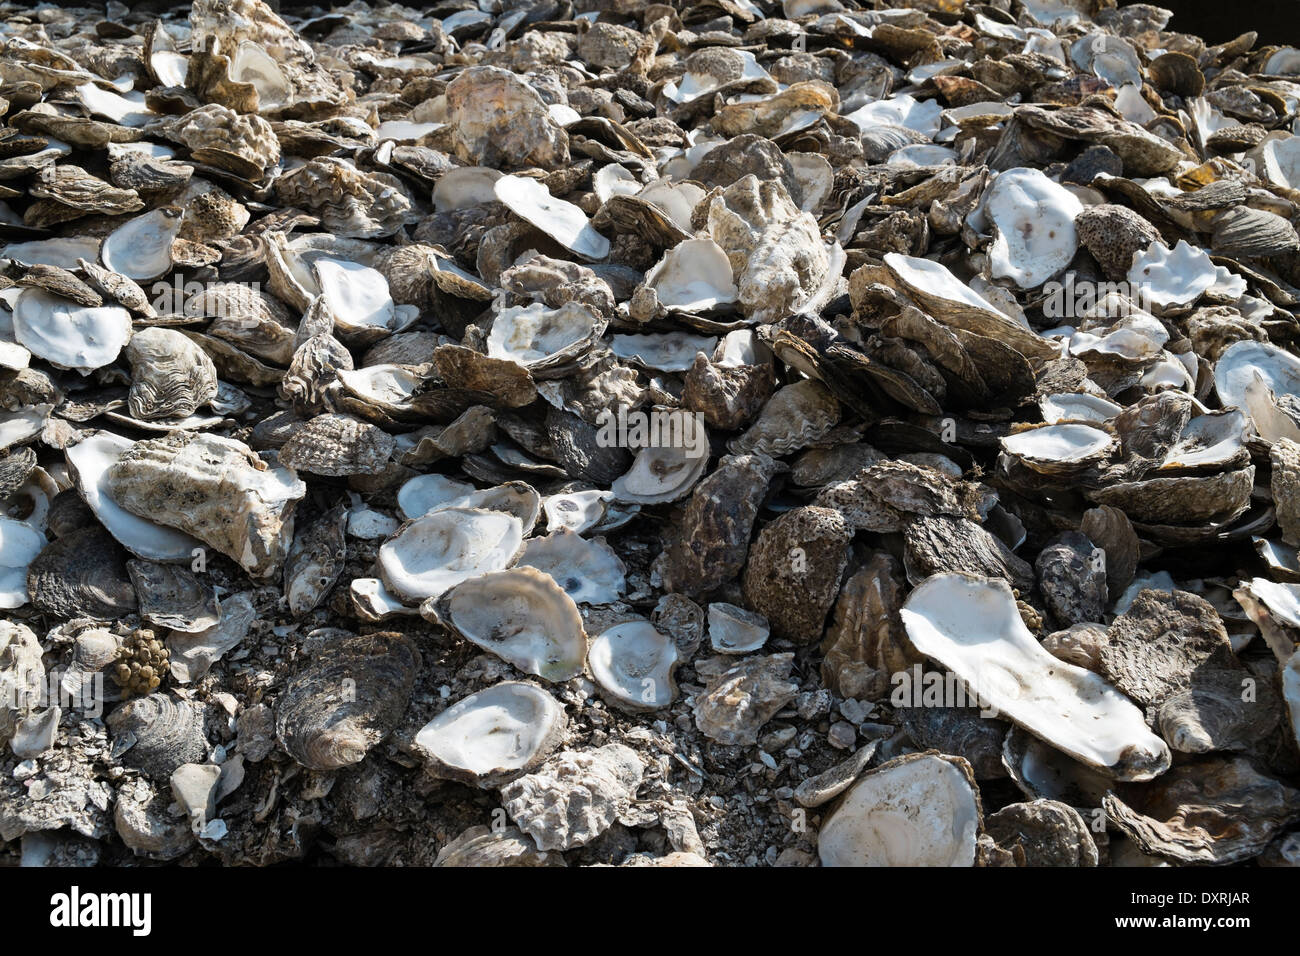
275;631;420;771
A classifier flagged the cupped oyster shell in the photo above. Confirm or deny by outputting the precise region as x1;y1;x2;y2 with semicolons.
415;681;567;788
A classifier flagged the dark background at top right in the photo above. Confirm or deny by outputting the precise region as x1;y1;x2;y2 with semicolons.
1161;0;1300;47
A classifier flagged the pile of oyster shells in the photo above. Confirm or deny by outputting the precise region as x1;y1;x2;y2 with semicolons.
3;0;1300;868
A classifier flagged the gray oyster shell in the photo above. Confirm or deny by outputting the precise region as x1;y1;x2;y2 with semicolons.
274;631;419;771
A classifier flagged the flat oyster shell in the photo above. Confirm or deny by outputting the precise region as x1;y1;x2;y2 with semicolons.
275;631;419;771
378;507;523;603
429;567;587;683
104;432;306;578
278;414;395;477
126;559;219;633
517;530;625;605
106;693;208;779
26;526;137;620
818;752;982;867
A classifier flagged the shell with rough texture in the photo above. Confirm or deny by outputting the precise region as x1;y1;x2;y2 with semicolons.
500;743;643;851
656;453;777;598
693;652;799;746
104;431;306;578
275;631;420;771
26;526;137;620
277;414;395;477
0;621;43;748
106;693;208;779
283;501;347;617
820;553;919;701
444;66;569;170
125;328;219;421
126;559;220;633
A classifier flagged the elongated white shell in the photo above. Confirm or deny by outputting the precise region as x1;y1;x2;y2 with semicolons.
900;573;1171;780
494;175;610;260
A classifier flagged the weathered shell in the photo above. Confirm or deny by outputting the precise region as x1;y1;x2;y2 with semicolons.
276;157;412;238
1104;757;1300;865
499;743;643;852
429;567;587;682
26;526;137;620
693;652;798;746
706;175;830;323
125;327;219;420
0;621;43;748
104;431;306;578
275;631;420;771
820;553;919;701
445;66;569;170
107;693;208;779
283;501;347;617
380;507;523;603
126;559;220;633
818;752;982;867
277;414;395;477
985;800;1098;867
742;506;852;644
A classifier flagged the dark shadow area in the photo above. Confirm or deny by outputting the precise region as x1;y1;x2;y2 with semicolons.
1162;0;1300;46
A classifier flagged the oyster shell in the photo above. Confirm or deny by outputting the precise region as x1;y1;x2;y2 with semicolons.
901;574;1171;780
125;328;218;421
107;693;208;779
589;621;678;712
378;507;523;603
105;432;306;578
415;681;567;788
818;753;982;867
499;744;643;852
275;631;419;771
429;567;587;682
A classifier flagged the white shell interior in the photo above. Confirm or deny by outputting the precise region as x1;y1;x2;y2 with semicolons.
900;573;1171;780
517;530;626;604
378;506;523;602
818;754;980;867
13;289;131;373
986;167;1083;288
589;621;677;710
65;433;199;561
708;602;770;654
415;681;564;782
442;567;587;682
494;174;610;260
